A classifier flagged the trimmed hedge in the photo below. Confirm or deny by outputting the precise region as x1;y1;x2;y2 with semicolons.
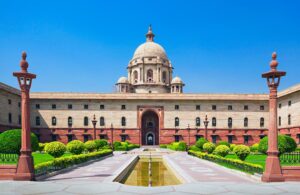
258;135;296;155
195;138;208;150
0;129;39;154
160;144;168;148
217;141;230;147
203;142;215;154
35;149;112;176
38;143;47;152
45;142;66;158
234;145;250;161
113;141;139;151
167;141;187;151
250;143;259;152
84;141;97;152
94;139;108;150
189;145;201;151
213;145;230;157
188;150;263;174
67;140;85;155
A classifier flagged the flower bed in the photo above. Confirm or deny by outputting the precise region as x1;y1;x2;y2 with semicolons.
35;149;112;176
188;150;263;174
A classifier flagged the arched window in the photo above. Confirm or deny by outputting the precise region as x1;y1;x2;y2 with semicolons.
228;117;232;128
35;116;40;126
260;117;264;127
147;69;153;82
52;116;57;126
133;70;138;83
288;114;291;125
8;113;12;124
100;117;105;126
196;117;201;127
68;117;73;127
84;116;89;126
279;116;281;126
175;117;179;127
244;117;248;127
121;117;126;126
162;71;167;83
212;117;217;127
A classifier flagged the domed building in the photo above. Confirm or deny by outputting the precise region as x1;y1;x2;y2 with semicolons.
116;26;183;94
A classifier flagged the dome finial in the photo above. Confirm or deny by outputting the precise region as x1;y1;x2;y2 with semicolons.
146;24;155;42
20;51;29;73
270;51;278;71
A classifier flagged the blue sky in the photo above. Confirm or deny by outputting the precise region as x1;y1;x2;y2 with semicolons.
0;0;299;93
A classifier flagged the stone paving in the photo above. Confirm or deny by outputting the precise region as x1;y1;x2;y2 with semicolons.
1;149;300;194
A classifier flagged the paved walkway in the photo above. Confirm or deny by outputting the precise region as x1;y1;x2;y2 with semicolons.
1;149;300;194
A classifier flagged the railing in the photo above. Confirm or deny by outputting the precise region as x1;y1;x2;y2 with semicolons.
280;152;300;164
0;153;19;164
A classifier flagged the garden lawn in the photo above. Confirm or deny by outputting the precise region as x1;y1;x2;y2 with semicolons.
32;152;72;165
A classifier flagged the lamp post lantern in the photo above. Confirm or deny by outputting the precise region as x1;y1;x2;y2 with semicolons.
110;123;114;150
92;114;97;140
261;52;286;182
13;52;36;181
203;115;209;140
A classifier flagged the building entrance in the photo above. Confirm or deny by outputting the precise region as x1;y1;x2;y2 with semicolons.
141;111;159;145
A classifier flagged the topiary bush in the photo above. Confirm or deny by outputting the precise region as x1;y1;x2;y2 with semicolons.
217;141;230;147
177;141;187;151
258;135;292;155
234;145;250;161
195;138;208;150
113;141;121;149
284;136;297;153
0;129;39;154
84;140;97;152
203;142;216;154
213;145;230;157
67;140;85;155
250;143;259;152
189;145;201;151
230;144;236;151
94;139;108;150
44;141;66;158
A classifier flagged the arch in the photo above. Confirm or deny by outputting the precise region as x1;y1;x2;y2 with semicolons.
196;117;201;127
244;117;248;127
68;116;73;127
162;71;167;83
100;117;105;126
147;69;153;82
212;117;217;127
228;117;232;128
175;117;179;127
141;110;159;145
260;117;265;127
288;114;291;125
121;117;126;126
84;116;89;126
133;70;138;83
146;132;155;145
52;116;57;126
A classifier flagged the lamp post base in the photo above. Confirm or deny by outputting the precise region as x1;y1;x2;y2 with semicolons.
14;152;35;181
261;154;284;182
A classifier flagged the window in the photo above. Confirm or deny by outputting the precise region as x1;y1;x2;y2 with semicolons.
288;114;291;125
68;104;73;109
212;135;217;144
18;115;21;125
121;117;126;126
8;113;12;124
278;103;281;109
51;134;57;141
174;135;180;142
52;104;56;109
228;136;233;144
212;117;217;127
196;105;201;110
100;117;105;126
18;102;21;108
35;116;40;126
175;105;179;110
260;117;264;127
244;105;248;110
84;104;89;109
84;135;89;142
260;105;264;110
68;117;73;127
100;104;105;110
133;70;138;83
175;117;179;127
84;116;89;126
8;99;11;105
195;135;203;141
162;71;167;83
244;117;248;127
212;105;217;110
147;69;153;82
67;135;73;142
228;117;232;128
279;116;281;126
52;117;57;126
228;105;232;110
196;117;201;127
121;135;126;142
121;105;126;110
36;104;40;109
244;136;249;145
288;101;292;106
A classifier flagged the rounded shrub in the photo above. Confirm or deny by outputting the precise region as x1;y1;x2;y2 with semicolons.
217;141;230;147
250;143;259;152
284;136;297;153
234;145;250;161
230;144;236;151
195;138;208;150
67;140;85;154
44;141;66;158
38;143;47;152
0;129;39;154
189;145;201;151
84;141;97;152
203;142;216;154
94;139;108;150
177;141;187;151
213;145;230;157
258;135;287;154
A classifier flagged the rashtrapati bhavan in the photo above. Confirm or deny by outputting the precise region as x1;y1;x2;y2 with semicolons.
1;27;300;146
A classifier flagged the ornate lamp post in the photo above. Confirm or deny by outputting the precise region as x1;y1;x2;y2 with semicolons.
203;115;209;140
110;123;114;150
13;52;36;181
261;52;286;182
91;114;97;140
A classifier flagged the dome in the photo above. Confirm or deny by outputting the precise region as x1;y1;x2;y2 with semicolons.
171;76;183;84
117;77;129;84
133;42;167;60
